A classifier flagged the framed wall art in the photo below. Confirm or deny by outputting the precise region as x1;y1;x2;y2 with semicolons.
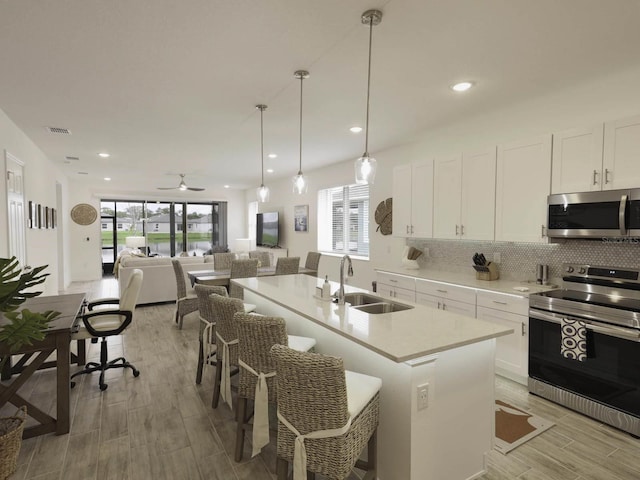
294;204;308;232
37;204;42;229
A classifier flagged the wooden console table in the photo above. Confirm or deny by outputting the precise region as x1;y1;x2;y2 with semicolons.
0;293;86;438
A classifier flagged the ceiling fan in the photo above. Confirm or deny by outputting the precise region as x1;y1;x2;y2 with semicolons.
157;173;205;192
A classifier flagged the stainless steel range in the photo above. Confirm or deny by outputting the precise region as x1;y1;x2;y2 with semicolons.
528;263;640;437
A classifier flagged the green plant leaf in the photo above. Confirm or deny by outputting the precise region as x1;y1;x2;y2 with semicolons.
0;257;50;313
0;308;60;353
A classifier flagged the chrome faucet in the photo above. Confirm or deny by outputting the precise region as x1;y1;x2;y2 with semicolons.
334;255;354;304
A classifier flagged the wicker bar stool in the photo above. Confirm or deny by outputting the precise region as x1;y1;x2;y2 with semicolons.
234;314;317;461
304;251;321;271
211;294;245;409
171;259;199;329
213;252;237;270
229;258;259;300
275;257;300;275
271;344;381;480
249;250;271;267
194;284;228;384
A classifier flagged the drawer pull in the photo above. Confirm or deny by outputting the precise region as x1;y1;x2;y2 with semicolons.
436;289;447;294
389;279;398;283
493;300;508;305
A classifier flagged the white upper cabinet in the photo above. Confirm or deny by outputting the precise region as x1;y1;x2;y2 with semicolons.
603;114;640;190
551;124;604;194
460;148;497;241
392;160;434;238
433;154;462;239
433;148;496;241
495;135;552;243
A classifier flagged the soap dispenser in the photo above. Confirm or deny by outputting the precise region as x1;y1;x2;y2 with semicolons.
322;275;331;298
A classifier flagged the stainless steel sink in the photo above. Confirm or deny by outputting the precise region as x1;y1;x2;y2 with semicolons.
342;293;386;306
353;302;413;314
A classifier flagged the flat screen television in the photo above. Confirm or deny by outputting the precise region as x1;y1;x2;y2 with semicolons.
256;212;279;247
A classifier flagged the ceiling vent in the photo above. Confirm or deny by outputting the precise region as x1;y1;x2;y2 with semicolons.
45;126;71;135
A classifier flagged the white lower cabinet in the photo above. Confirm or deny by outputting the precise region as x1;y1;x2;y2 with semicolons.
476;291;529;384
376;272;416;302
415;278;476;318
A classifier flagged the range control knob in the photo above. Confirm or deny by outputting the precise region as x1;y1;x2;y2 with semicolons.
578;267;587;274
565;266;574;273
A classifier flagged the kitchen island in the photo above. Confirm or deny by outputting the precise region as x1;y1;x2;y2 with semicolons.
233;274;513;480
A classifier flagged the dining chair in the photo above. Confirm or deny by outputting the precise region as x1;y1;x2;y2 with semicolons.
234;314;316;461
194;284;229;384
304;251;321;271
171;259;199;329
249;250;271;267
229;258;259;300
213;252;237;271
271;344;381;480
70;269;144;391
274;257;300;275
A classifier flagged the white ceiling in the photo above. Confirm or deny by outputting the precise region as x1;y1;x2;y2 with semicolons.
1;0;640;197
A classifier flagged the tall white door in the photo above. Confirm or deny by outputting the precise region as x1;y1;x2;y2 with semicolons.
5;151;27;265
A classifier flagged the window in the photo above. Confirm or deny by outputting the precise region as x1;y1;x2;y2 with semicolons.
318;184;369;258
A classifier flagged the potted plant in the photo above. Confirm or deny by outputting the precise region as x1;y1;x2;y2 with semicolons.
0;256;59;479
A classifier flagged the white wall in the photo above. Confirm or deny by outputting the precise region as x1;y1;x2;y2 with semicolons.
0;108;70;295
244;65;640;290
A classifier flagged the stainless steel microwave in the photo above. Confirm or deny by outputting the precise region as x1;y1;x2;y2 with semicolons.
547;189;640;239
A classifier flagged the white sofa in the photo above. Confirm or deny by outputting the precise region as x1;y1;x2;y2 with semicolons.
118;255;213;305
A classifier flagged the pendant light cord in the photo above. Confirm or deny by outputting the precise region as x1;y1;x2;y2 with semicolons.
298;75;304;174
260;106;265;185
364;15;374;156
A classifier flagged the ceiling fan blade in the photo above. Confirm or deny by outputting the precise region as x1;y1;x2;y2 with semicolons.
187;187;205;191
157;187;178;190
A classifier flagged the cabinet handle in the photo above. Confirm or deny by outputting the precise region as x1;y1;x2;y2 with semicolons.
436;289;447;294
406;225;410;234
592;169;599;186
437;301;441;309
442;303;446;311
541;224;546;237
460;225;464;235
455;224;459;235
411;225;414;234
521;322;527;336
493;300;508;305
605;168;611;184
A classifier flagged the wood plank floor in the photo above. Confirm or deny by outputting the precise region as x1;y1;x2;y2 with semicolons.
3;277;640;479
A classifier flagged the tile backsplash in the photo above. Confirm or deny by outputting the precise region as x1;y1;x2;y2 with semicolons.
406;238;640;283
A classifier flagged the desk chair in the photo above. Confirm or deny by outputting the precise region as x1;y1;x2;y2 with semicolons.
71;269;143;391
271;344;381;480
229;259;259;300
234;314;316;461
172;259;199;329
274;257;300;275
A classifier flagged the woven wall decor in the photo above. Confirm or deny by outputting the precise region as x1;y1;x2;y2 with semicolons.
70;203;97;226
374;198;392;235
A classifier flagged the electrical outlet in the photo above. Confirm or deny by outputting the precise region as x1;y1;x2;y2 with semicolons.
417;383;429;411
493;252;501;264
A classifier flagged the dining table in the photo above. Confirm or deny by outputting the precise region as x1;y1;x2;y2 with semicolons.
188;266;316;287
0;292;86;438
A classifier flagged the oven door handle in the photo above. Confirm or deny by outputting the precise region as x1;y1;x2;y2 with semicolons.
529;309;640;342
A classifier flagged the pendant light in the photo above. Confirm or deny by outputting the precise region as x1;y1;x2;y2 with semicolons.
355;9;383;185
256;104;270;203
292;70;309;194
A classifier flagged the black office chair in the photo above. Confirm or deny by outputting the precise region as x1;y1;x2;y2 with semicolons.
70;269;143;391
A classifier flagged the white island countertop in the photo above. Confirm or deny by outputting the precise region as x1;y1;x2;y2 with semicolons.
233;274;513;364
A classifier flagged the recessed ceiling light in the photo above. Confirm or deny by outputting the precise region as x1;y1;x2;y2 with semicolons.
451;81;474;92
266;168;274;174
98;152;110;158
224;185;230;189
268;153;277;159
104;177;111;181
350;126;363;133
